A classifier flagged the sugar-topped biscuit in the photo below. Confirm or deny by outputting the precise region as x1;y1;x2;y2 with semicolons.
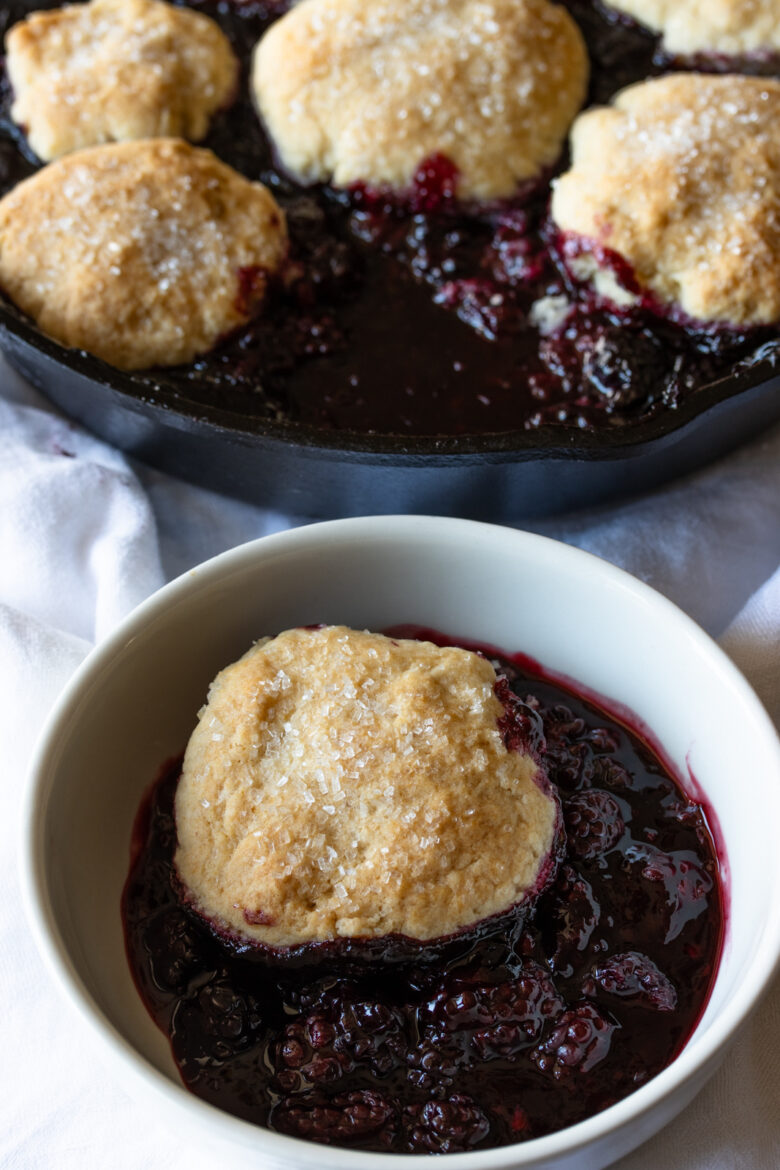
0;139;287;369
251;0;588;200
550;74;780;326
606;0;780;57
6;0;237;162
174;627;559;950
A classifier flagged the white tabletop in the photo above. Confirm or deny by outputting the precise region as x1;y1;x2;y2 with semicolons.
1;355;778;1169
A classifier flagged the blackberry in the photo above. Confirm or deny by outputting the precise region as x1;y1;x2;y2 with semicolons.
143;907;207;993
544;864;601;974
628;844;713;942
583;951;678;1012
532;1003;616;1080
272;1090;397;1146
542;704;590;789
420;963;564;1065
495;676;546;760
587;755;633;791
171;979;263;1065
564;789;626;860
404;1094;490;1153
274;998;406;1091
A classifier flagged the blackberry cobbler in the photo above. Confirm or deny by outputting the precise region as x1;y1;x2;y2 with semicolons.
0;0;778;434
122;626;724;1154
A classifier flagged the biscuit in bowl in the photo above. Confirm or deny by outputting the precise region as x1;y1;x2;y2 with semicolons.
0;138;287;370
251;0;588;200
174;626;559;952
550;73;780;327
605;0;780;57
5;0;238;162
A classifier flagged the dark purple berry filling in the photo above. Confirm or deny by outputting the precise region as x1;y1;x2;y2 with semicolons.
0;0;778;437
122;631;723;1153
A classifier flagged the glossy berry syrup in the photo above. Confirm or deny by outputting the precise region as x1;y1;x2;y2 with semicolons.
122;634;724;1154
0;1;778;437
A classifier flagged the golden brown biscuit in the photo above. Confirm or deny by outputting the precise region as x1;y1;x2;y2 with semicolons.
0;139;287;370
6;0;237;162
550;74;780;326
251;0;588;200
174;627;558;949
606;0;780;56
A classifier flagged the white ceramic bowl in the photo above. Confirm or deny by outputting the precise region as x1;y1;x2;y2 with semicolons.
22;516;780;1170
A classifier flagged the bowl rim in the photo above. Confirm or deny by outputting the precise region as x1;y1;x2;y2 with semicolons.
20;516;780;1167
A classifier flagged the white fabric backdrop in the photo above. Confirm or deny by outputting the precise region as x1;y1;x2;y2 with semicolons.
1;356;778;1169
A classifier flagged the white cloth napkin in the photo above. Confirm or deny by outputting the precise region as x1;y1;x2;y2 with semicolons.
1;356;778;1169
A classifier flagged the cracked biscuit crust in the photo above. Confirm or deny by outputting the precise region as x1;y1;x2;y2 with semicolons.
6;0;238;162
551;74;780;326
606;0;780;57
0;139;287;370
174;627;558;949
251;0;588;200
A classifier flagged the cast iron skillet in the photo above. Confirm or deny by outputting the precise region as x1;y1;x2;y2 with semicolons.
1;0;779;518
2;299;779;519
